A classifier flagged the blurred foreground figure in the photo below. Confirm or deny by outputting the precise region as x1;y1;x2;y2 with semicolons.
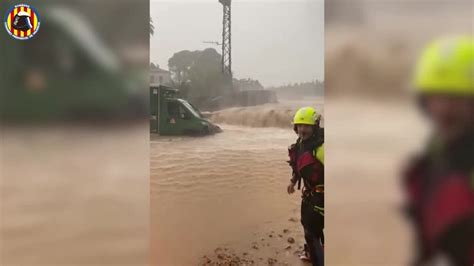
404;36;474;266
287;107;325;266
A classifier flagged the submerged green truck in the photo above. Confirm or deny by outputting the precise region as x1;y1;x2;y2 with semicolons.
150;85;222;135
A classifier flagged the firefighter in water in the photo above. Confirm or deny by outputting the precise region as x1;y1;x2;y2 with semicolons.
287;107;324;266
403;36;474;266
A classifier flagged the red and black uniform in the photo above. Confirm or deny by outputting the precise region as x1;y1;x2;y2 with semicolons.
289;129;324;266
403;132;474;266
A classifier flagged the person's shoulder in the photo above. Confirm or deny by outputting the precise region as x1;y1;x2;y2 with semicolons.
315;145;324;164
288;143;297;151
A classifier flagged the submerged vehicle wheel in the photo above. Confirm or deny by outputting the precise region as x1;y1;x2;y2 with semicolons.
201;126;210;135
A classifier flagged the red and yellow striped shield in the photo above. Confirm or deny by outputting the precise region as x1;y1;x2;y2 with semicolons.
4;4;41;40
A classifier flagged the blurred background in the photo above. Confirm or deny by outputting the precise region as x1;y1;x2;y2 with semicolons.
325;0;472;265
150;0;325;265
0;0;149;265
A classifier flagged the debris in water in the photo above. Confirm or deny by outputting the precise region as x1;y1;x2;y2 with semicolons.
268;258;277;265
199;252;255;265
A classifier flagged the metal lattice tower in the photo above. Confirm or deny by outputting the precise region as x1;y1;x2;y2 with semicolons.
219;0;232;77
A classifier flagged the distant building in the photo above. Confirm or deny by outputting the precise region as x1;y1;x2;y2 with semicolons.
233;78;263;91
150;67;172;86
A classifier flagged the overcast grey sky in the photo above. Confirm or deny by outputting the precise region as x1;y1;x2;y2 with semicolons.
150;0;324;87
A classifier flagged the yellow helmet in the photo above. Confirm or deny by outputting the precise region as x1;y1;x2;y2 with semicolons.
413;36;473;96
293;107;319;125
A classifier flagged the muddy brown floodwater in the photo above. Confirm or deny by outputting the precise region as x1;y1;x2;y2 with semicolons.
1;125;149;266
151;100;324;266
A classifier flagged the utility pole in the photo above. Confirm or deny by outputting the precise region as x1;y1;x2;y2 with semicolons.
218;0;232;78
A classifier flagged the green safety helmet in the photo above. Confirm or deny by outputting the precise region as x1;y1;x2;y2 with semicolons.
413;36;473;96
293;107;320;126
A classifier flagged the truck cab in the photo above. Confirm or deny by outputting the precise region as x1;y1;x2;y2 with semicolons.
150;85;222;135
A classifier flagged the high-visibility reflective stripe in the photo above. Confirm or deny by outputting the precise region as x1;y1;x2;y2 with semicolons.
314;205;324;216
314;206;324;211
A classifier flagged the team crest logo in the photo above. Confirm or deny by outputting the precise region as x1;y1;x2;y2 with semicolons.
4;4;40;40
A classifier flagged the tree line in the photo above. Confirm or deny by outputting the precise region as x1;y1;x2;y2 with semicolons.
268;80;324;96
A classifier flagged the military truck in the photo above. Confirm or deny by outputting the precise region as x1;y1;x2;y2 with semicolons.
150;85;222;135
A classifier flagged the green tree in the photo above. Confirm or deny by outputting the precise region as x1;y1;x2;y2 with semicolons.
168;48;232;105
168;50;198;84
